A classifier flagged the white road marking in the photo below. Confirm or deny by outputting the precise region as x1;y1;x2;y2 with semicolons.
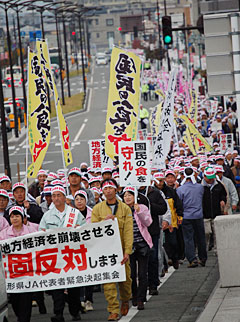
119;267;175;322
94;87;99;89
91;75;93;84
71;142;81;147
55;143;61;146
84;118;88;123
101;132;105;137
73;123;86;142
8;146;15;150
19;138;26;147
22;145;29;148
51;135;57;140
102;86;107;89
101;110;107;112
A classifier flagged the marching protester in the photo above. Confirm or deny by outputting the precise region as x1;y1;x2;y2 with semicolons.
153;172;184;270
177;168;207;268
202;167;227;251
67;167;95;208
123;186;152;310
4;183;43;224
0;206;39;322
138;182;168;295
215;165;239;214
91;179;133;321
0;189;10;217
139;104;149;129
74;189;94;312
39;185;86;322
28;169;48;198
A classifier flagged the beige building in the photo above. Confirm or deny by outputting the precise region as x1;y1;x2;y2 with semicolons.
81;0;193;51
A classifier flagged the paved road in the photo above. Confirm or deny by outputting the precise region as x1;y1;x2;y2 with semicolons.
0;61;111;180
0;60;157;181
7;252;219;322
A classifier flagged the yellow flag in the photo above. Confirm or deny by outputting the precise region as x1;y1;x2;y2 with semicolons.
155;89;165;100
150;102;162;137
105;47;141;161
27;51;51;178
180;115;212;152
36;40;73;166
183;128;196;156
188;89;198;123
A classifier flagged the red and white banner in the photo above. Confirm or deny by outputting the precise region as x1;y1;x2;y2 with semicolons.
220;133;234;153
119;140;151;187
0;220;125;293
88;139;114;169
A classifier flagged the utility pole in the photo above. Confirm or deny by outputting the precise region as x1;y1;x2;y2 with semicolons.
0;65;11;178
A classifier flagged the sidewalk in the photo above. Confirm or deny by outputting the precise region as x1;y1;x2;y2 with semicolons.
197;283;240;322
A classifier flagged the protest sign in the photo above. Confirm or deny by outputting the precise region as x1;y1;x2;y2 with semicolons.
27;50;51;178
36;40;72;167
105;47;141;161
0;220;125;293
119;140;151;187
153;68;178;169
220;133;234;153
88;140;114;169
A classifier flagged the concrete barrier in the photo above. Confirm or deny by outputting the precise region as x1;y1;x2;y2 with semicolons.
215;215;240;287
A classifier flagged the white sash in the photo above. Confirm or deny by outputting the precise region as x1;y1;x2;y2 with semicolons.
63;206;78;228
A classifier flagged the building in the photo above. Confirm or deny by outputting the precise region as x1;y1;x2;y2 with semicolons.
83;0;193;51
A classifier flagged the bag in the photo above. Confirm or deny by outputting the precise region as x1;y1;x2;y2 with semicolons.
142;118;149;125
133;241;150;257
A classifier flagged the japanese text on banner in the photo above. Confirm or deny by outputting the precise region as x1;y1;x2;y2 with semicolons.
220;134;233;153
0;220;125;293
36;40;72;166
105;47;141;161
153;68;178;169
119;140;151;187
88;140;114;169
27;51;51;178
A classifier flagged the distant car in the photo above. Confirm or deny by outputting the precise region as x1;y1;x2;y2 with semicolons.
0;111;11;133
105;50;112;62
4;101;24;123
96;53;108;65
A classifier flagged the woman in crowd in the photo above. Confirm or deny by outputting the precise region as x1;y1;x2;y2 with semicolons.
123;186;153;310
0;206;38;322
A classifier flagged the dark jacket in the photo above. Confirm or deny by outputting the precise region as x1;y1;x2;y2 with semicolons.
28;181;42;198
202;179;227;219
4;201;44;224
139;186;167;236
162;183;183;217
223;164;235;184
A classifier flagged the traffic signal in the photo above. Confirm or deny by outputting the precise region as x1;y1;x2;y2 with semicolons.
72;31;76;36
118;27;122;32
162;16;173;45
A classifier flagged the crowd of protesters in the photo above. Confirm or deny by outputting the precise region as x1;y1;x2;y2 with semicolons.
1;62;240;321
0;142;239;322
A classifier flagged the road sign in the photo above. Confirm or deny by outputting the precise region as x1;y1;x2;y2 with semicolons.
29;30;42;42
20;31;25;37
203;13;239;96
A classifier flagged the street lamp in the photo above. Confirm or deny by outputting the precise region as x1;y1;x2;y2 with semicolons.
0;0;20;137
7;0;53;120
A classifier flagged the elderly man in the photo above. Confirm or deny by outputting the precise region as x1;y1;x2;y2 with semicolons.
39;185;86;322
91;179;133;321
67;167;95;208
4;183;43;224
215;165;239;214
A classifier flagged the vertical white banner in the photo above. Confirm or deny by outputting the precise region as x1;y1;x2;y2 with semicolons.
153;68;178;169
